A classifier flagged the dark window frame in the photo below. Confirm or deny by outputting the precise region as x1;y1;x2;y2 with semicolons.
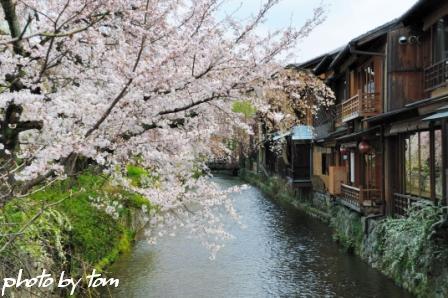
402;126;443;201
321;153;330;176
432;16;448;63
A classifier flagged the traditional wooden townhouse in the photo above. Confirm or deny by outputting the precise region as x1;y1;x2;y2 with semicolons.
296;20;400;214
288;48;345;201
256;119;316;190
294;0;448;217
367;0;448;215
252;69;328;193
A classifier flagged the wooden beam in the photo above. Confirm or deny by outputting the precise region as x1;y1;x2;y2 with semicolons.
442;119;448;206
429;124;436;201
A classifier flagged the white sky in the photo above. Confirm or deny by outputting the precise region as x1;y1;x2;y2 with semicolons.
222;0;418;63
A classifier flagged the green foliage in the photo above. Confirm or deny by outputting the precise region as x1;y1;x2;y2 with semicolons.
126;193;152;209
126;164;149;186
232;100;257;118
0;169;155;286
364;204;448;297
239;169;329;221
95;230;134;271
63;193;124;265
225;139;238;151
126;164;160;188
1;204;72;265
330;206;363;254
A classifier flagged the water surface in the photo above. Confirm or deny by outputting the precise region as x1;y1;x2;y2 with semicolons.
108;176;411;298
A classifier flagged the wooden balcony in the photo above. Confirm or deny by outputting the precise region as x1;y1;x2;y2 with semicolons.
424;59;448;92
393;193;432;217
341;91;381;122
340;184;381;213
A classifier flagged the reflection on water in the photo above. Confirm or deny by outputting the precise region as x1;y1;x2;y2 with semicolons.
107;176;411;298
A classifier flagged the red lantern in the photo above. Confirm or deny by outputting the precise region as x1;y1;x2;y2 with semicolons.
340;146;348;155
358;141;371;154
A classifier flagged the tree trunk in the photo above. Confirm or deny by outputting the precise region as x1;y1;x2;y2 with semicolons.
0;0;24;54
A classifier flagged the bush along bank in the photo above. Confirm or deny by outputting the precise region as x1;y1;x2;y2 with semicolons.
240;169;448;297
0;167;154;297
239;169;331;222
362;205;448;297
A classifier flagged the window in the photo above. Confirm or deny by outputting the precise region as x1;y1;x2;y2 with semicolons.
404;130;441;199
365;153;376;188
432;16;448;63
321;153;330;175
363;63;375;94
293;144;311;180
435;129;443;199
350;151;355;184
358;62;375;94
336;77;348;102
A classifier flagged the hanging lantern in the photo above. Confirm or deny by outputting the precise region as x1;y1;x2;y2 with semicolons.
358;140;371;154
340;146;348;155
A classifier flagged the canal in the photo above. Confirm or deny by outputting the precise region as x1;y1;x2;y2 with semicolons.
108;176;411;297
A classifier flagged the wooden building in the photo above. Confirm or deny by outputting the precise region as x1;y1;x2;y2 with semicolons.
293;0;448;216
257;124;314;189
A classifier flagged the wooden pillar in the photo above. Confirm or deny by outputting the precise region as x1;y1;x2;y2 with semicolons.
442;119;448;206
309;143;313;179
358;150;364;187
430;124;436;201
384;137;392;216
380;127;386;214
291;141;295;179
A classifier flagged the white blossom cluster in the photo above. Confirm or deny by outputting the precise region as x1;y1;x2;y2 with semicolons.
89;194;124;220
0;0;326;251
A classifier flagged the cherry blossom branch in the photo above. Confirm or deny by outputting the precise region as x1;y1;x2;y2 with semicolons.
85;0;151;138
158;93;224;116
84;78;133;137
235;0;278;44
0;13;109;46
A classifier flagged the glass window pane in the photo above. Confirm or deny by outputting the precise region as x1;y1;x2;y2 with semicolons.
444;16;448;59
420;131;431;198
435;129;443;199
350;151;355;183
407;133;419;196
366;153;376;188
433;18;447;62
405;137;411;193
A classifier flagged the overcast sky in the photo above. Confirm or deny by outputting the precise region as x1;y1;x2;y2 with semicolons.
222;0;418;63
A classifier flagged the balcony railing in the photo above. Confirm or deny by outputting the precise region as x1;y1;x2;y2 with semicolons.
341;91;380;122
393;193;432;217
340;184;381;213
424;59;448;92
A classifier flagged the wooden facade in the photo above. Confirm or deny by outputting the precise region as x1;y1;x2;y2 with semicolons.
258;125;314;188
293;0;448;216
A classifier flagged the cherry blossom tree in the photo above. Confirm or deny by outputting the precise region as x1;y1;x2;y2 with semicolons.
255;68;334;135
0;0;326;250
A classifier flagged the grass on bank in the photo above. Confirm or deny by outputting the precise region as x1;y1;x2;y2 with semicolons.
0;167;154;279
